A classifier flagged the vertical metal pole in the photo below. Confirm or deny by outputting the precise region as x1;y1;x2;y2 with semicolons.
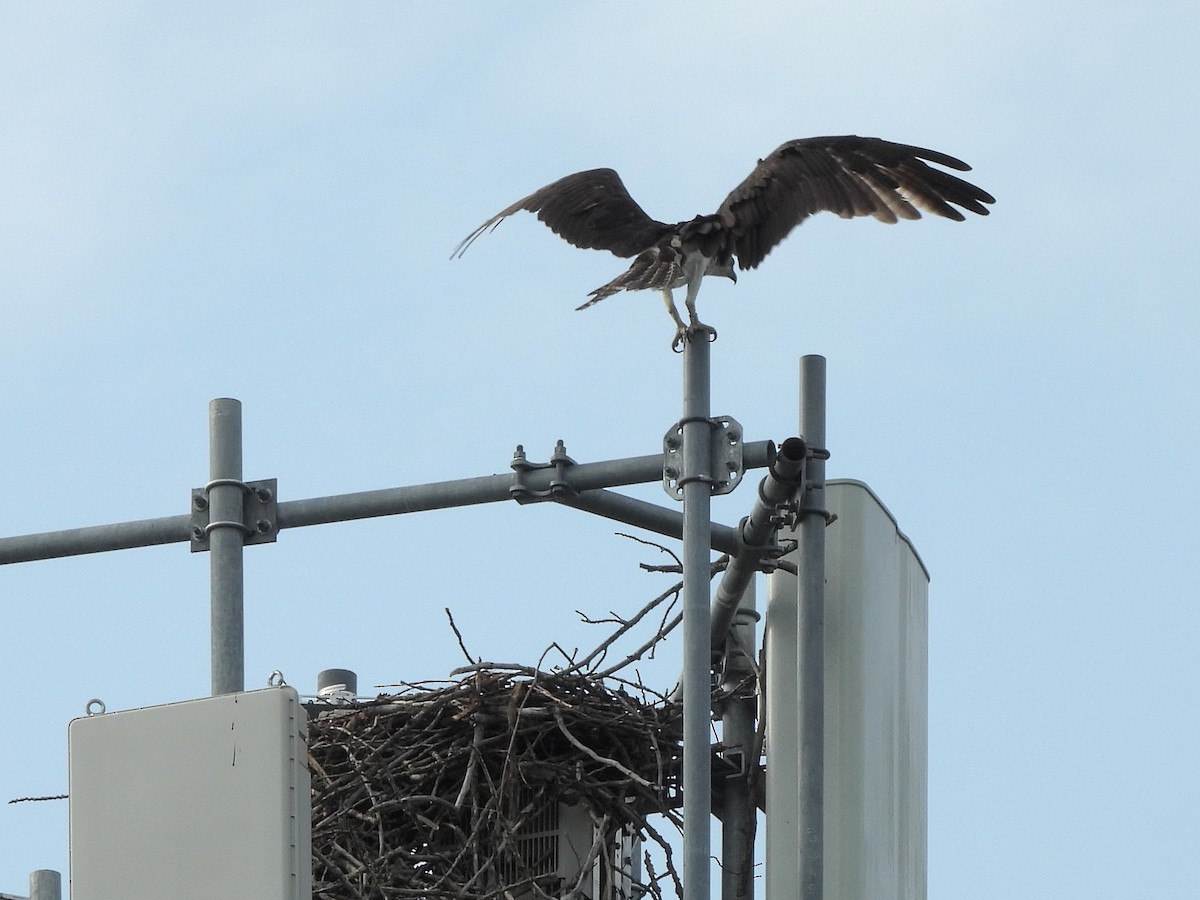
681;330;714;900
29;869;62;900
797;355;827;899
208;398;245;695
720;579;757;900
764;553;800;900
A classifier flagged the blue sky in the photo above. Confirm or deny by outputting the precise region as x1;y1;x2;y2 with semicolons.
2;3;1197;897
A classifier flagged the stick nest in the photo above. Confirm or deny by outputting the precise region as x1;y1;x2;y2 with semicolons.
309;669;684;900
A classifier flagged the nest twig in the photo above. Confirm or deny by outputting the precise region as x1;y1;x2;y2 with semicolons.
309;671;682;900
309;549;699;900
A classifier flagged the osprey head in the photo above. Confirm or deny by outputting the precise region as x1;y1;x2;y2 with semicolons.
707;256;737;284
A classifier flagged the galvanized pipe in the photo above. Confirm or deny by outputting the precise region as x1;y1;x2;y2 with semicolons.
29;869;62;900
555;488;743;555
719;580;758;900
0;515;192;564
764;544;801;900
709;435;807;649
797;355;828;899
277;441;774;528
680;329;715;900
208;398;245;695
0;442;775;565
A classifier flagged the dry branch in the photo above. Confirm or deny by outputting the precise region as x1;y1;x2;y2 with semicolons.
310;554;711;900
310;670;683;900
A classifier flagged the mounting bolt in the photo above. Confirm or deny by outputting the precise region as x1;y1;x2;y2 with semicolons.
192;525;206;541
255;520;272;535
193;495;208;511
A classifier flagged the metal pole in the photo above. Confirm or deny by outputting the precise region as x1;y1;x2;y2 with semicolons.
719;579;757;900
709;435;807;648
555;488;742;555
797;355;827;899
208;398;245;695
681;329;714;900
764;547;800;900
28;869;61;900
276;441;772;528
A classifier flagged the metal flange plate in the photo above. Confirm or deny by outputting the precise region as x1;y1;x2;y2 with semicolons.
662;416;745;500
189;477;279;552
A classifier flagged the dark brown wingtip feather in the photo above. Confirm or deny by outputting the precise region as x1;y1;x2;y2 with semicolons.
450;212;513;259
450;186;542;259
720;135;995;269
892;142;974;172
874;139;996;214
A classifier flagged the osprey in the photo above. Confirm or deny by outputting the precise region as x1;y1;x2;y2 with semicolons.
453;135;994;349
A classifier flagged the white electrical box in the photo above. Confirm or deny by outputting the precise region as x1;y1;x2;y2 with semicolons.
68;686;311;900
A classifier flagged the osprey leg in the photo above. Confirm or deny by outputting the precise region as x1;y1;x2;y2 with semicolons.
663;288;688;336
678;275;716;346
683;278;704;328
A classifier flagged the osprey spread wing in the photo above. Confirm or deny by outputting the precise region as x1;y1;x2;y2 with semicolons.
453;135;994;348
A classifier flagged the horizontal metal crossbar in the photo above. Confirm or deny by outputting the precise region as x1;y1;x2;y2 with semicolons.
0;440;775;566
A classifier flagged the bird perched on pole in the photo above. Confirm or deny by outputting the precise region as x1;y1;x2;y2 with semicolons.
453;135;994;350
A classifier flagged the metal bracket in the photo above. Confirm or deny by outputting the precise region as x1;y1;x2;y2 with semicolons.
189;477;278;552
719;747;748;779
662;415;744;500
509;440;578;504
798;444;836;526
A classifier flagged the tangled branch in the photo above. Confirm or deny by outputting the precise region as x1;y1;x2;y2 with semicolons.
309;545;711;900
309;671;683;900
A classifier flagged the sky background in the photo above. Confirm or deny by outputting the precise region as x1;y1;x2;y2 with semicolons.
2;3;1197;898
